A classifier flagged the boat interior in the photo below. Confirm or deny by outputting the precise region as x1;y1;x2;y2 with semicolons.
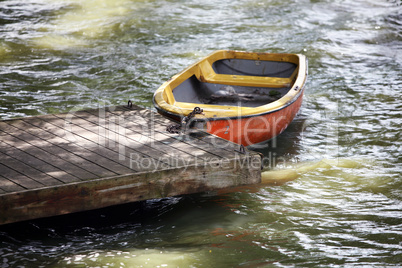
173;59;298;108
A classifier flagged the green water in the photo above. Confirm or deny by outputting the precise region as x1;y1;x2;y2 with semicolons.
0;0;401;267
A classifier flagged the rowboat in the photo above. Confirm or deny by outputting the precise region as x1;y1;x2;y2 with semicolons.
153;50;307;146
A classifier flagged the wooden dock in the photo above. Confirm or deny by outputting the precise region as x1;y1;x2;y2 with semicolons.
0;104;261;225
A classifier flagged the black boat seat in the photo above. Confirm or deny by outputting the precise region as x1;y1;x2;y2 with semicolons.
198;60;295;88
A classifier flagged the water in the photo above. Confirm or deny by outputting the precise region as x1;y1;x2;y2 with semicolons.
0;0;401;267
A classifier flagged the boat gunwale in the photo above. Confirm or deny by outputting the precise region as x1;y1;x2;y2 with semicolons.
153;83;306;122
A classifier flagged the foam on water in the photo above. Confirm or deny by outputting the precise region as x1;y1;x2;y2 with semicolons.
261;158;368;185
61;249;197;267
34;0;137;49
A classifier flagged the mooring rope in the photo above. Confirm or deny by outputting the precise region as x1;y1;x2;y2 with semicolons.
166;107;204;134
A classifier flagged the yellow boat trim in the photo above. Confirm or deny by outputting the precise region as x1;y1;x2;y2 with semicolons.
153;50;307;119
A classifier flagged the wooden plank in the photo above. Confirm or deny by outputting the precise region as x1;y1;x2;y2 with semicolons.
54;112;174;167
82;108;221;165
84;108;208;158
27;115;141;173
0;122;117;178
0;140;80;184
0;151;60;187
0;186;6;194
0;133;97;181
0;162;43;189
0;176;25;193
50;113;169;172
0;172;28;193
53;110;202;171
6;119;121;178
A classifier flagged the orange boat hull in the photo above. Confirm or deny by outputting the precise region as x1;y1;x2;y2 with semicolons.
205;90;304;146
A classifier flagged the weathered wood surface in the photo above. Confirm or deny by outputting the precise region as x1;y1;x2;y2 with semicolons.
0;104;261;225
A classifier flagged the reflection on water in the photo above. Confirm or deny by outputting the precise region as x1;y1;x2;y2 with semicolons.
0;0;401;267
